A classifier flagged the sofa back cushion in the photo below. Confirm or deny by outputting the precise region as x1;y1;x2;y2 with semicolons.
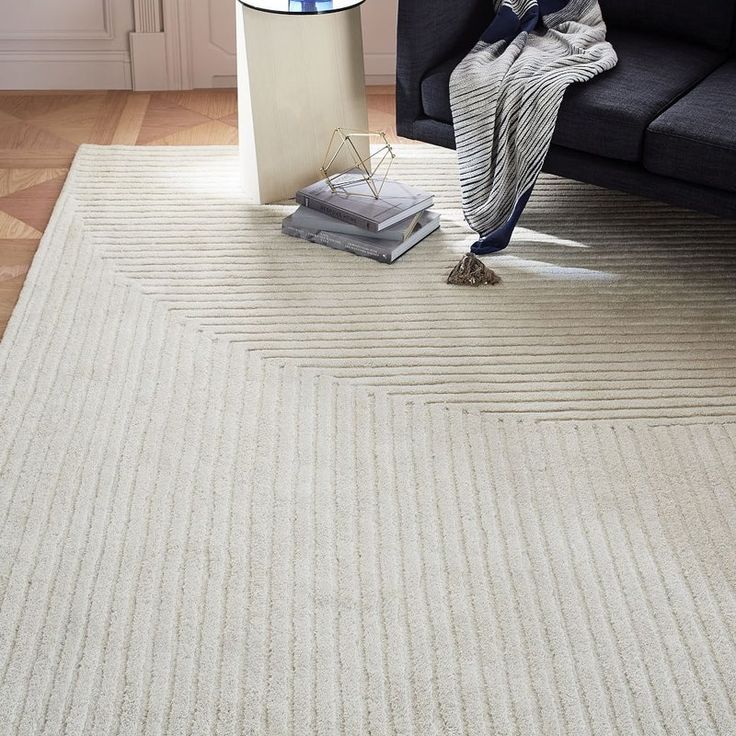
598;0;736;50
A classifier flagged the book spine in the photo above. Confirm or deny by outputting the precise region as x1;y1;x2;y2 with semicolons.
295;192;377;232
282;223;391;263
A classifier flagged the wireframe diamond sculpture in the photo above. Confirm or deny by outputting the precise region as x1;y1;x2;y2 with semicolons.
320;128;395;199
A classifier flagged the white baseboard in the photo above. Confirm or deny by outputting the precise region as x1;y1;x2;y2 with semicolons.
212;75;237;88
364;52;395;82
365;75;395;86
0;50;131;90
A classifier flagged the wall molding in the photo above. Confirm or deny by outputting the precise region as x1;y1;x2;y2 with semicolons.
131;0;166;89
0;0;113;40
162;0;193;90
0;49;130;62
134;0;163;33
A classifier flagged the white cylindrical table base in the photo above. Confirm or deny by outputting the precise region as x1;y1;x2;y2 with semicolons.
236;2;370;204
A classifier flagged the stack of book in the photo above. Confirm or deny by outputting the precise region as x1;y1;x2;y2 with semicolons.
282;170;440;264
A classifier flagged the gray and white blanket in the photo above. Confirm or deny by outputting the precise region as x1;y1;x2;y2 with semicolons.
450;0;617;254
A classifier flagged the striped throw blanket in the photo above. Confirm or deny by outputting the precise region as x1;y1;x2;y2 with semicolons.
450;0;617;254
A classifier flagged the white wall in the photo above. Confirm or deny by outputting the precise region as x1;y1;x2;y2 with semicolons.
184;0;399;89
361;0;397;85
0;0;397;90
0;0;135;89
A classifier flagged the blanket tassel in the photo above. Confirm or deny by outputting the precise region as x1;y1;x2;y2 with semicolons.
447;253;501;286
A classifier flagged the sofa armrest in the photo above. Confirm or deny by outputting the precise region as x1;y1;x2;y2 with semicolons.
396;0;493;138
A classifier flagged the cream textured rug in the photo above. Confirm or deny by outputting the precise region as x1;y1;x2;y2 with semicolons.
1;145;736;735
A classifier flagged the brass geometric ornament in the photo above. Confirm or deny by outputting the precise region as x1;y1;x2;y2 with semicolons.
320;128;395;199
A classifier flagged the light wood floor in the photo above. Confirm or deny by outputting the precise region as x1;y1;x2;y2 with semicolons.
0;86;417;338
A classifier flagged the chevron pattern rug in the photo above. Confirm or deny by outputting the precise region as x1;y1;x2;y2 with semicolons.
1;145;736;735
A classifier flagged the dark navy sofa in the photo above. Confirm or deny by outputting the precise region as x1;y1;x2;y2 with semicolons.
396;0;736;218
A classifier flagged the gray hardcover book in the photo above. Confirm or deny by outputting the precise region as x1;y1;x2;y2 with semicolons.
288;205;422;242
295;171;434;232
281;210;441;264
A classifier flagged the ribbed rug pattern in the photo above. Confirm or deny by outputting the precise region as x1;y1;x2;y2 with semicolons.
1;145;735;735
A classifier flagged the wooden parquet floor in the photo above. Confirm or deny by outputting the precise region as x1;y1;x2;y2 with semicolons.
0;86;415;338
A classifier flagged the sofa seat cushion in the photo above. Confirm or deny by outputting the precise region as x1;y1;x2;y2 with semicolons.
644;61;736;193
420;29;727;162
552;30;727;161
